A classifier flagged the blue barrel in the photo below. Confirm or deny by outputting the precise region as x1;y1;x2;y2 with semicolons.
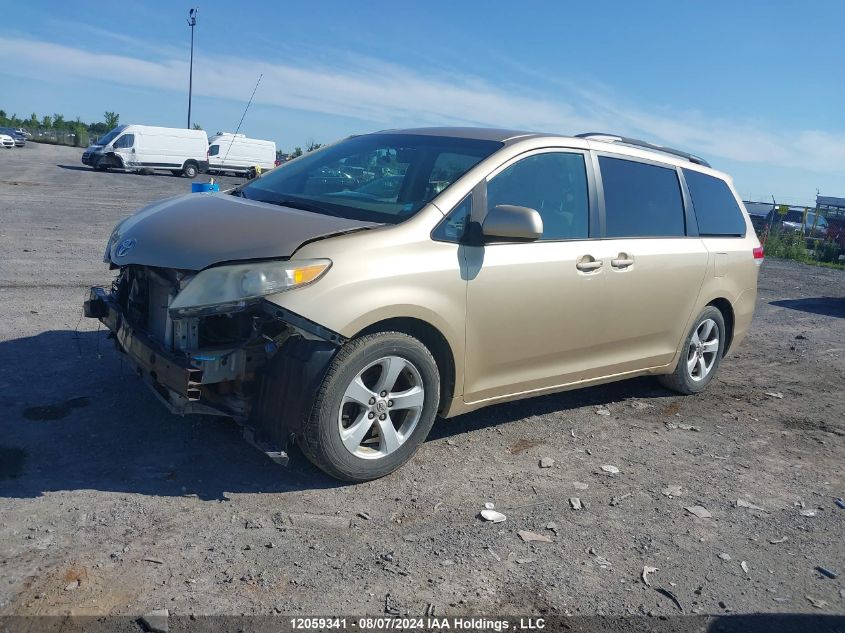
191;182;220;193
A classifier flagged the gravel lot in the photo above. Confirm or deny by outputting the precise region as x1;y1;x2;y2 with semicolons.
1;144;843;627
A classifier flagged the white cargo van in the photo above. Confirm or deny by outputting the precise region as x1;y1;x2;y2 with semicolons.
82;125;209;178
208;133;276;176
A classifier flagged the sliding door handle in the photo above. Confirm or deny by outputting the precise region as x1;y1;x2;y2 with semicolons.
611;253;635;269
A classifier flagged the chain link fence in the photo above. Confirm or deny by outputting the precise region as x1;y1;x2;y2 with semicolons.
29;128;99;147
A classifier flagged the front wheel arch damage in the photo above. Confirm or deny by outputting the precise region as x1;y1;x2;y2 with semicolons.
250;335;341;463
251;316;454;466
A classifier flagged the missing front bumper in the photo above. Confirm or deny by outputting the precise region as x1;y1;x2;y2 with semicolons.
84;285;344;463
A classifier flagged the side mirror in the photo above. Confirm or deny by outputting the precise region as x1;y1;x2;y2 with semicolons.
481;205;543;242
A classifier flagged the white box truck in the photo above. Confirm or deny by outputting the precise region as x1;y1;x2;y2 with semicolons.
82;125;209;178
208;133;276;177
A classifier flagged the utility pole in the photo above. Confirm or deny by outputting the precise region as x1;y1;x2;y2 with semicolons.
187;7;198;129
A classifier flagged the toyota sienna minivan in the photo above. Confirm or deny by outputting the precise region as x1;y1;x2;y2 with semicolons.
84;128;762;481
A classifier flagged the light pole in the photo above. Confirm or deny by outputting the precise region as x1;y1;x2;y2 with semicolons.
187;7;198;129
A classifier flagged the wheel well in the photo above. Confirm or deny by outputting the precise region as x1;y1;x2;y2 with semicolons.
356;317;456;415
183;159;198;169
707;298;735;353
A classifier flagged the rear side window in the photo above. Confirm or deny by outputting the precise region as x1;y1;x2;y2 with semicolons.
683;169;746;236
599;156;685;238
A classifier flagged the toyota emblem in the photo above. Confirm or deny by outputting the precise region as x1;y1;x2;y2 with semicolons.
115;238;136;258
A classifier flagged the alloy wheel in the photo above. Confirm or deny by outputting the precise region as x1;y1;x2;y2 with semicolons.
686;318;719;382
337;355;425;459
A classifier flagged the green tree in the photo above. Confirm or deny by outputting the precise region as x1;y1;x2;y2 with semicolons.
52;114;65;129
41;115;52;129
73;122;89;147
191;123;203;130
88;122;109;135
292;146;303;158
103;111;119;129
305;139;322;152
27;113;38;129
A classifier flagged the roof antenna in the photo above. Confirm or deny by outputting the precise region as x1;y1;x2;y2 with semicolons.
221;73;263;165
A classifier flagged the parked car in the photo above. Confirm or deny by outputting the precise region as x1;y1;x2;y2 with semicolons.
84;128;762;482
81;124;209;177
0;134;15;148
0;127;26;147
743;201;774;236
780;210;829;239
207;133;276;177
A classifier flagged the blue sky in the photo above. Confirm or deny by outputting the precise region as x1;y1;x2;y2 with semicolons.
2;0;843;203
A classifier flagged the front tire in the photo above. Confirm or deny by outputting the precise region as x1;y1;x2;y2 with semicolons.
182;162;198;178
300;332;440;482
659;306;726;395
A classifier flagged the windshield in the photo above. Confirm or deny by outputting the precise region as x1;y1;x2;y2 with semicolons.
238;133;502;224
96;126;127;146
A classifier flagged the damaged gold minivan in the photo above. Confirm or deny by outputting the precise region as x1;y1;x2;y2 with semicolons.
84;128;762;481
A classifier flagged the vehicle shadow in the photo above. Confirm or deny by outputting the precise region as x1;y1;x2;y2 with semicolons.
429;375;675;442
1;329;676;500
56;165;182;178
770;296;845;318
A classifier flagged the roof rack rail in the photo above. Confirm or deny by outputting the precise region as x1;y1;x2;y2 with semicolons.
575;132;711;168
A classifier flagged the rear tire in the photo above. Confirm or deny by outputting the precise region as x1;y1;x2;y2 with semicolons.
659;306;726;395
299;332;440;482
182;162;198;178
170;170;182;177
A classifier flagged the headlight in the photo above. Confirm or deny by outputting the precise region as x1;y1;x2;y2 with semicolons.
103;225;121;262
169;259;331;317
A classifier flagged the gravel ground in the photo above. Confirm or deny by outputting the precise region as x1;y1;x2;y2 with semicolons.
1;144;843;627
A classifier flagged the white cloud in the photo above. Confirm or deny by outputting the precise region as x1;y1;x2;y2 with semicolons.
2;35;843;175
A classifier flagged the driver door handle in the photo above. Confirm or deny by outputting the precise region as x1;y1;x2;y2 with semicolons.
576;255;603;272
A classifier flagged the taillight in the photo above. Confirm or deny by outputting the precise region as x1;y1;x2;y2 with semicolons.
753;245;764;264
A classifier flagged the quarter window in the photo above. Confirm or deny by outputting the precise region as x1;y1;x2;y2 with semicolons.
487;152;589;240
683;169;745;236
432;195;472;242
600;156;685;238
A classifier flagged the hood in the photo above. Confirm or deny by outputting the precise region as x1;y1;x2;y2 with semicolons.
108;192;379;270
